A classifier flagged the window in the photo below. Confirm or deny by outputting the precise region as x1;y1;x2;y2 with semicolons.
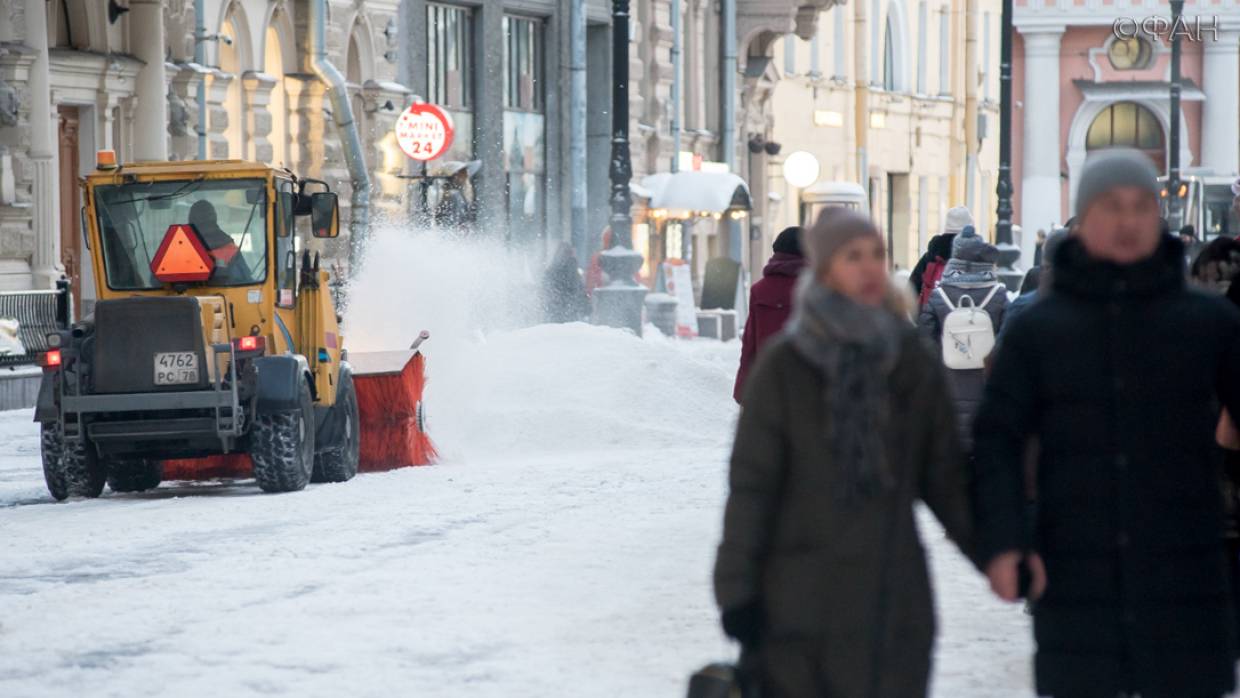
1086;102;1163;150
428;4;472;109
784;36;797;76
833;7;846;79
883;19;896;90
917;1;927;93
810;33;820;76
275;180;297;308
982;12;991;100
503;15;546;245
94;179;268;290
504;16;543;111
938;9;950;94
870;0;881;85
428;3;474;159
1108;36;1153;71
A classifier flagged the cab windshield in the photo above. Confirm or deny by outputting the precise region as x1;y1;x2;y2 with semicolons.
94;178;268;290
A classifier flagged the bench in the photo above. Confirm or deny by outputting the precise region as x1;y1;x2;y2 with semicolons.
0;279;70;368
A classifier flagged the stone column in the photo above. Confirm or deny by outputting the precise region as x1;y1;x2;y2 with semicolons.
25;0;61;288
130;0;169;161
1018;27;1062;266
204;69;234;159
167;62;209;160
1201;30;1240;176
241;71;277;165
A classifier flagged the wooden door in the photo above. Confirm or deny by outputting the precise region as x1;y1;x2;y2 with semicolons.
58;106;81;317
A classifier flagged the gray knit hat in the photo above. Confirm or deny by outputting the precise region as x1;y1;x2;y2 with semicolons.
951;224;1000;263
1073;148;1159;218
803;208;882;272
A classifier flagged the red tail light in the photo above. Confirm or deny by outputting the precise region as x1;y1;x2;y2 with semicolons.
233;335;265;353
42;349;62;368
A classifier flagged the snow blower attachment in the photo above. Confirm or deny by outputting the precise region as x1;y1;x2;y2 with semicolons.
349;334;437;471
36;158;434;500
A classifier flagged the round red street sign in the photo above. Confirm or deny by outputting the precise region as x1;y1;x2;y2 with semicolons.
395;103;455;161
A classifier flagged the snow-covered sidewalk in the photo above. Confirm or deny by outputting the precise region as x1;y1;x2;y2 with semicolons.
0;325;1031;697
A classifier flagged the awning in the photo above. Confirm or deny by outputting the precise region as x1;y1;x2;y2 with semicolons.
640;171;751;213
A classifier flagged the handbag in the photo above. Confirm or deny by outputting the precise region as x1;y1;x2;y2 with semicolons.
686;663;742;698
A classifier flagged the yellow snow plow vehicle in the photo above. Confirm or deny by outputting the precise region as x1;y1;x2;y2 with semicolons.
34;153;391;499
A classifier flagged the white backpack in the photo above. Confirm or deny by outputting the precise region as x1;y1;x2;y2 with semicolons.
936;285;1001;370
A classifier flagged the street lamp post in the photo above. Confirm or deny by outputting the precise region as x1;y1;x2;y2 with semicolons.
993;0;1023;290
1167;0;1185;227
593;0;647;334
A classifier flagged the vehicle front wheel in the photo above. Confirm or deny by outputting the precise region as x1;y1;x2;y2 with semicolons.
249;382;315;493
41;423;106;501
106;459;163;493
312;368;360;483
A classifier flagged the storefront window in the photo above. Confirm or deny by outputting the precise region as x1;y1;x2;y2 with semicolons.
503;15;546;246
428;3;474;160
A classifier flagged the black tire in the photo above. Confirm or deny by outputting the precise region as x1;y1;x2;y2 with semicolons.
312;368;360;483
40;423;105;501
106;459;163;493
250;381;315;493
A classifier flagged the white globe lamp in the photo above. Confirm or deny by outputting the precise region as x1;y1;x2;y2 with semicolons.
782;151;820;189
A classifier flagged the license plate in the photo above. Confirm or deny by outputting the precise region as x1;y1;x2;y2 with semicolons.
154;352;199;385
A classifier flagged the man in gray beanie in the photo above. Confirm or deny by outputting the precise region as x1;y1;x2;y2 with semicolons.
972;146;1240;698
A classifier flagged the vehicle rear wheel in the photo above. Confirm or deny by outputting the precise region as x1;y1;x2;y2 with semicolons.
106;459;163;493
312;368;360;483
250;381;315;493
41;423;106;500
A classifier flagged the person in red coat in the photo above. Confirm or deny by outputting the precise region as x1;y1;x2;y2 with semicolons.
733;227;806;402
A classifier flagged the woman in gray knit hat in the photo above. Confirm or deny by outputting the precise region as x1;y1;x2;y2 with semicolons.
715;208;974;698
917;224;1009;452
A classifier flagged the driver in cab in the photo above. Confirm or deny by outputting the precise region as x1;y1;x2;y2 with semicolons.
189;200;251;284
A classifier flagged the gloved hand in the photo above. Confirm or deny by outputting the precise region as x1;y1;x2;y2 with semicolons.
721;601;763;648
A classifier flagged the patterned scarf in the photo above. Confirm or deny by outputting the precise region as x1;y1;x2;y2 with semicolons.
786;277;903;502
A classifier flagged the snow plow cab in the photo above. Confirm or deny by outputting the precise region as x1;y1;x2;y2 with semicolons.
34;154;429;500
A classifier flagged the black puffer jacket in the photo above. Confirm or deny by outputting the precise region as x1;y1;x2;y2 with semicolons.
973;235;1240;698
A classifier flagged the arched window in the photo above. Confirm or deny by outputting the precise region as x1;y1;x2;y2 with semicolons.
265;21;290;167
882;17;896;90
1086;101;1164;168
219;12;246;159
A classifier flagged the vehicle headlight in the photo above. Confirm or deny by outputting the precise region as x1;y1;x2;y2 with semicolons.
46;332;62;348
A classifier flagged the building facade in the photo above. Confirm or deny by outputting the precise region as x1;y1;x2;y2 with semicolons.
1012;0;1240;261
764;0;1002;270
0;0;846;307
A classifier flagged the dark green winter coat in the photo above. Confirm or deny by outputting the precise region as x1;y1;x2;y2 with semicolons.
714;328;975;698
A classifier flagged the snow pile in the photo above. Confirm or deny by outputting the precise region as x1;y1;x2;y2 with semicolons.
343;225;741;462
431;324;739;460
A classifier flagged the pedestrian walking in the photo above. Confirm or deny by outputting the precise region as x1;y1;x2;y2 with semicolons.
1001;228;1068;335
917;224;1008;452
1032;228;1048;267
733;226;807;403
972;148;1240;698
715;209;974;698
541;243;590;323
910;205;974;307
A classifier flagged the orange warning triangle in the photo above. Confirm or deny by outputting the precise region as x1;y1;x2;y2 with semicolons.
150;224;215;283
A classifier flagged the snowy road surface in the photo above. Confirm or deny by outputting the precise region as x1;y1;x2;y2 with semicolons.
0;324;1034;697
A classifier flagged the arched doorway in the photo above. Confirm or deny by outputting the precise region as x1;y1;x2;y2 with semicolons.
1085;101;1165;171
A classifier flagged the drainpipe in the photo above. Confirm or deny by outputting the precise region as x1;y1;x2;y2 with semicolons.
195;0;206;159
570;0;588;267
670;0;682;173
310;0;371;270
721;0;739;262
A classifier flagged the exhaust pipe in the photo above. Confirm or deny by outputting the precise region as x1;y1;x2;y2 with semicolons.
310;0;371;273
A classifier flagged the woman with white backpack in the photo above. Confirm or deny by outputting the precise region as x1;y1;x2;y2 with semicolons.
917;224;1008;452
